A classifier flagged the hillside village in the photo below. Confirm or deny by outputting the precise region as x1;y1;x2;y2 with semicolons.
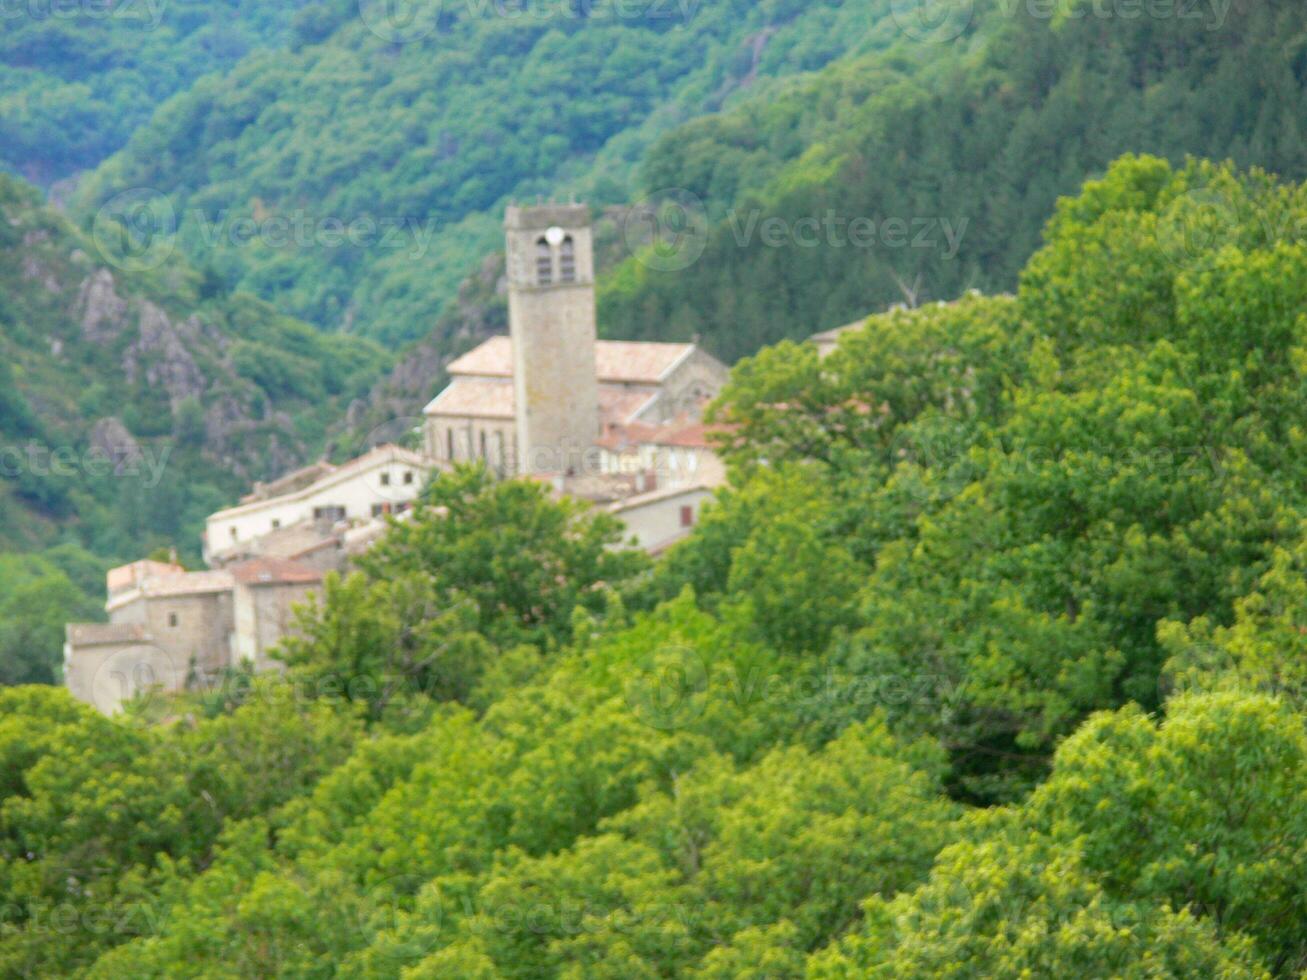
64;203;732;714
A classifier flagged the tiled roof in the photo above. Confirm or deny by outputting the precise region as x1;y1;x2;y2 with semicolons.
445;336;696;384
609;482;713;512
445;336;513;377
596;418;715;451
139;570;235;598
231;557;323;586
428;380;657;427
598;386;659;425
65;622;150;646
426;378;515;419
106;559;185;593
241;460;336;503
595;341;694;383
209;444;427;522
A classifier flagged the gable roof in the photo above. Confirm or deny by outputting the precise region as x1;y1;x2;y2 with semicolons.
65;622;151;647
444;336;698;385
426;379;658;426
425;377;515;419
208;444;427;523
231;557;323;587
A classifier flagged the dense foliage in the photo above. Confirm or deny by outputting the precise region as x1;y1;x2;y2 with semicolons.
2;157;1307;976
601;0;1307;360
0;0;306;183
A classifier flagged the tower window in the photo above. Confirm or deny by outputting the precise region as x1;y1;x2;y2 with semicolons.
168;612;178;627
446;427;455;461
535;236;553;285
380;472;391;486
480;430;488;459
559;235;576;282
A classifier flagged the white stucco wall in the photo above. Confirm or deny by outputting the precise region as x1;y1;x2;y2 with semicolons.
612;486;712;553
207;455;427;558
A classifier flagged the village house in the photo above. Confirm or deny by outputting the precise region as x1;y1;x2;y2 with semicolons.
203;444;427;568
64;556;322;714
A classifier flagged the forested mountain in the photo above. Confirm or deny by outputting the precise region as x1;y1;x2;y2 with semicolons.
6;157;1307;977
0;0;309;185
0;174;388;682
600;0;1307;360
68;0;906;344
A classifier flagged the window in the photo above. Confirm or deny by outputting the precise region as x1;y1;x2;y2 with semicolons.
559;235;576;282
680;505;694;528
535;236;553;285
230;527;238;540
403;470;414;485
446;427;455;461
168;612;178;628
271;519;280;530
372;503;391;518
494;431;506;473
380;472;391;486
313;505;346;523
480;430;488;459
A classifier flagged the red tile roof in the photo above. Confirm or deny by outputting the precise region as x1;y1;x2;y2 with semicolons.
230;557;324;586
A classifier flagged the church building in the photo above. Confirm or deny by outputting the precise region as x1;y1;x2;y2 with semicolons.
423;203;728;480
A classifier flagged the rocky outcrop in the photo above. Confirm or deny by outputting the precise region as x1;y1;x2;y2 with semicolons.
75;269;129;342
20;230;61;293
123;300;205;407
88;417;143;471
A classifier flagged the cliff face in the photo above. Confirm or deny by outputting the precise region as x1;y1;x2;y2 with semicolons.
0;175;390;557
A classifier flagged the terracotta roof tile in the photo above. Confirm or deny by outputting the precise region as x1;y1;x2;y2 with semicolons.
231;557;323;586
65;622;150;646
428;380;656;427
426;378;516;419
445;336;695;384
141;570;235;598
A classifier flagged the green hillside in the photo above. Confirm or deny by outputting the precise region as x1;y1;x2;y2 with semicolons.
0;173;389;681
600;0;1307;361
5;157;1307;976
0;0;308;184
69;0;908;345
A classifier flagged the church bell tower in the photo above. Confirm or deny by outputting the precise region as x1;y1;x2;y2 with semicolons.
504;203;600;477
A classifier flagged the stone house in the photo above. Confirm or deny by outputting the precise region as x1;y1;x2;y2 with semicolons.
64;556;322;714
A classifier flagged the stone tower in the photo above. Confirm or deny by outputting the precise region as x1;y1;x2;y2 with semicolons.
504;203;600;476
